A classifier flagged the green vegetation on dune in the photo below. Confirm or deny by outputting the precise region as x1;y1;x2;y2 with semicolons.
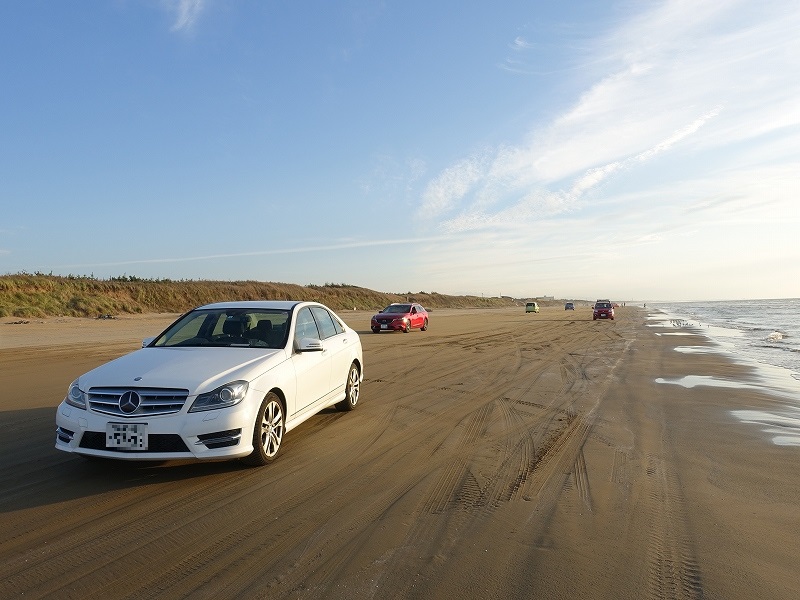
0;274;518;318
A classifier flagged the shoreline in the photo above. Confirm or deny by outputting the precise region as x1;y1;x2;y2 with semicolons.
647;301;800;386
645;308;800;447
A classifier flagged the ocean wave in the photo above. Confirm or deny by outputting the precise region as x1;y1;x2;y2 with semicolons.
652;299;799;377
757;344;798;355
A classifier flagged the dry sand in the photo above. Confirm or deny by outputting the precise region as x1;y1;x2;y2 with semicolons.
1;306;797;599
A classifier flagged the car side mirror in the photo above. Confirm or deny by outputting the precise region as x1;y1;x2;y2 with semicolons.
142;337;155;348
297;338;324;352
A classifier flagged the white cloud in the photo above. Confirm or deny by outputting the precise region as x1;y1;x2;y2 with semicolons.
511;36;534;51
413;0;800;299
168;0;205;32
49;237;450;271
438;105;722;234
428;0;798;216
420;154;488;218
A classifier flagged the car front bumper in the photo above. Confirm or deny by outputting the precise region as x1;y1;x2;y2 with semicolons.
54;399;257;461
371;320;408;331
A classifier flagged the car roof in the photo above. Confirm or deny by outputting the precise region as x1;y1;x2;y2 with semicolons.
196;300;304;311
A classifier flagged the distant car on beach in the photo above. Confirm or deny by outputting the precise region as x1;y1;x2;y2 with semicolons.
371;303;429;333
525;302;540;313
564;302;575;310
55;300;364;466
593;301;614;320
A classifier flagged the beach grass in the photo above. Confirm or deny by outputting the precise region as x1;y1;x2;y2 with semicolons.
0;273;528;318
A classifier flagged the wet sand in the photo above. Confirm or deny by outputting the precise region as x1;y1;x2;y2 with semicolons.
1;306;798;599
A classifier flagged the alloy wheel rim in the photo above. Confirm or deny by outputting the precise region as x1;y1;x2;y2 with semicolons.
348;369;359;405
261;400;284;457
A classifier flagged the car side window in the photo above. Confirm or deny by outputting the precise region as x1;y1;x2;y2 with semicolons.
310;306;338;340
331;314;344;335
294;307;320;343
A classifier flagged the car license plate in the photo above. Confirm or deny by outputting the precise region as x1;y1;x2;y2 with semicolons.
381;324;388;329
106;422;148;450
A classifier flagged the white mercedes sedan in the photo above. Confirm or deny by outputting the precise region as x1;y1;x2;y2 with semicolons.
55;301;363;466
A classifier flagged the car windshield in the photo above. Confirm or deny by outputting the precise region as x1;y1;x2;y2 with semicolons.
151;308;291;348
596;303;611;309
383;304;411;313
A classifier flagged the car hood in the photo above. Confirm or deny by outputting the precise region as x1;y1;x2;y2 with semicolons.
76;347;286;396
373;312;409;319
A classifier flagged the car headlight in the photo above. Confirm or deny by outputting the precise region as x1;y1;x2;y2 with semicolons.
189;381;249;413
65;380;86;409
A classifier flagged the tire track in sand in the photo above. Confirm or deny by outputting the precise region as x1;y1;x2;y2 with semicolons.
644;454;704;600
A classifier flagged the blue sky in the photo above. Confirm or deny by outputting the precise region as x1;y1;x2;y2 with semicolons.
1;0;798;301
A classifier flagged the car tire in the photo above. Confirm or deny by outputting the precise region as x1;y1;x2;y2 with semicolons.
403;322;411;333
336;363;360;411
421;318;428;331
242;392;284;466
372;327;380;333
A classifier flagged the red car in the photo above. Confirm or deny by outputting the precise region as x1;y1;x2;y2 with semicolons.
593;301;615;320
371;303;429;333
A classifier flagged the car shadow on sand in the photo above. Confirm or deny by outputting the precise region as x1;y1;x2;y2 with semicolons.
0;405;342;513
